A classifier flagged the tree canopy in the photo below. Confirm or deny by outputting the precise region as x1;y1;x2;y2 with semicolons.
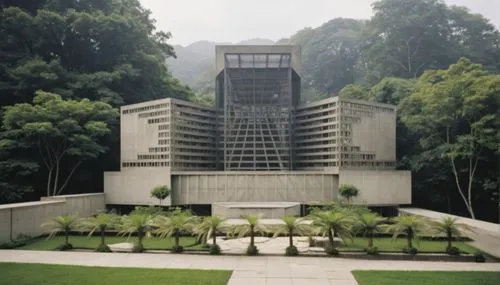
400;58;500;219
0;0;192;203
1;91;118;196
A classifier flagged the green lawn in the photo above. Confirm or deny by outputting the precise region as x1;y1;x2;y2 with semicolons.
0;263;231;285
341;237;477;253
19;235;201;251
352;271;500;285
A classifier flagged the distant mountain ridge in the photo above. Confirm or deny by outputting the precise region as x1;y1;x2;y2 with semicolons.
168;38;274;87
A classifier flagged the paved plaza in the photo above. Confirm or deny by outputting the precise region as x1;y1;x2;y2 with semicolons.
1;250;500;285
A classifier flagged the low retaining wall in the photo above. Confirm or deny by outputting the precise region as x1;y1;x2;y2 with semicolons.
0;193;105;243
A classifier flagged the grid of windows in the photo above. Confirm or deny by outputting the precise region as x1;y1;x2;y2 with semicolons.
121;98;217;171
294;97;396;170
120;97;396;171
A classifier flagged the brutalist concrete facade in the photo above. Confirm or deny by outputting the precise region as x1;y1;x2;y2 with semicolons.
104;45;411;210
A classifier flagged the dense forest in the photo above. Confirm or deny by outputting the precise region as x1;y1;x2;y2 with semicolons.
0;0;498;222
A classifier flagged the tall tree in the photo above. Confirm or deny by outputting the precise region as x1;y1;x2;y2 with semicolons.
1;91;118;196
401;58;500;219
364;0;451;81
0;1;192;200
286;18;366;97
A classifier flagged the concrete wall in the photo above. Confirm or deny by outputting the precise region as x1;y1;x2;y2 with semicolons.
347;101;396;162
212;202;300;219
171;171;338;204
121;98;170;162
104;168;171;205
0;193;105;243
339;170;411;205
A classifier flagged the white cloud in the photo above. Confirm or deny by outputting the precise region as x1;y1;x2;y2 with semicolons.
141;0;500;46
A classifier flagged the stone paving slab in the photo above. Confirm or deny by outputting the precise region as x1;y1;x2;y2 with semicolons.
1;250;500;285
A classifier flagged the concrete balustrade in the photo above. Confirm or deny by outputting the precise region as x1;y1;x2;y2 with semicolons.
0;193;105;243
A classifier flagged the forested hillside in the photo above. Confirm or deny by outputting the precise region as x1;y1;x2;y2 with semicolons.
0;0;191;203
0;0;498;222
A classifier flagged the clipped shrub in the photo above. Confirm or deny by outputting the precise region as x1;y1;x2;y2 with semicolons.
0;235;32;249
132;244;144;253
446;246;460;256
325;245;339;256
209;244;221;255
96;244;112;252
285;245;299;256
402;246;418;255
365;247;379;255
0;242;14;249
171;245;184;254
246;244;259;256
474;251;486;263
56;243;73;251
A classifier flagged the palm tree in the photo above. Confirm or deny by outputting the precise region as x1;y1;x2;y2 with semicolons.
309;210;354;254
233;214;268;255
194;215;227;247
41;215;79;250
273;216;311;255
354;213;386;248
118;213;154;252
386;214;427;250
80;212;119;252
339;184;360;205
432;217;473;250
154;209;196;253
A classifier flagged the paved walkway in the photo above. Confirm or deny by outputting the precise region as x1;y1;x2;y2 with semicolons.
1;250;500;285
401;208;500;258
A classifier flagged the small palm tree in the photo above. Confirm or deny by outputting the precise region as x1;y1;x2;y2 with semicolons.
386;214;427;251
273;216;311;256
80;212;119;252
154;209;196;253
41;215;79;250
194;215;227;247
309;210;354;254
339;184;360;205
432;217;473;250
151;185;170;205
118;213;154;252
354;213;386;248
233;214;268;255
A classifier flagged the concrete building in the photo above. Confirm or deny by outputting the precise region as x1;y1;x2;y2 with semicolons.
104;45;411;217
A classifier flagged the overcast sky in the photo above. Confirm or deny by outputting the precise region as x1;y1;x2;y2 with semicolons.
140;0;500;46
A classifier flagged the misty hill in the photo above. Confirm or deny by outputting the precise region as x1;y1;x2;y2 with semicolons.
168;38;274;87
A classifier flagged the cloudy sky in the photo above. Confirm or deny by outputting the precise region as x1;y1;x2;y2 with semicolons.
140;0;500;46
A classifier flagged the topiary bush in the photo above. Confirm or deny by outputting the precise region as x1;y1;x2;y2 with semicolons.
96;244;112;252
209;244;221;255
132;244;144;253
56;243;73;251
246;244;259;256
324;245;339;256
171;245;184;253
474;251;486;263
285;245;299;256
365;246;379;255
402;246;418;255
446;246;460;256
0;235;33;249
